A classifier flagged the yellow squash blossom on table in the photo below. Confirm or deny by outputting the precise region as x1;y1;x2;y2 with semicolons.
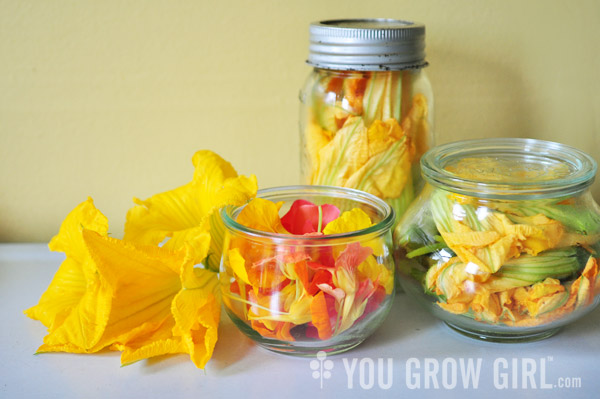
25;198;219;368
26;150;256;369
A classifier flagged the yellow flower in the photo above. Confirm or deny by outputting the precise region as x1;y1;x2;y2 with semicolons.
26;198;220;369
83;229;219;368
124;150;257;270
436;198;564;273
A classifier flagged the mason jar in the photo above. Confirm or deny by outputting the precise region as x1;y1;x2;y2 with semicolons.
394;138;600;342
300;19;434;221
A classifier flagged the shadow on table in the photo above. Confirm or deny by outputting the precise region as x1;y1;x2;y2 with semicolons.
208;311;256;373
352;293;441;354
357;292;600;358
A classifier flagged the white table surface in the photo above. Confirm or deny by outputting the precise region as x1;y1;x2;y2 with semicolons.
1;243;599;399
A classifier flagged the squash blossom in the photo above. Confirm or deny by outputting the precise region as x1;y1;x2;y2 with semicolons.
400;182;600;327
25;150;258;368
305;70;430;220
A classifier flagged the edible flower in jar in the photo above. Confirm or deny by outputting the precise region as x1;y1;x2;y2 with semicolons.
305;70;431;219
399;187;600;327
221;199;394;342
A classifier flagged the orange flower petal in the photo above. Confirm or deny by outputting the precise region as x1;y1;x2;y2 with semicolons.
310;291;333;340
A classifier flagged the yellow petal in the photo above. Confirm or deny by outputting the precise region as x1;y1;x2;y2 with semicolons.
163;225;211;271
306;119;332;184
506;214;564;255
124;150;257;267
438;209;564;273
312;116;368;186
323;208;384;257
48;197;109;259
401;93;429;159
191;149;238;188
323;208;372;235
124;182;207;246
105;236;219;368
470;290;502;323
115;318;186;366
35;271;113;352
366;119;403;157
26;198;111;351
167;250;221;369
345;135;411;198
228;248;251;285
171;288;220;369
359;256;394;295
236;198;287;234
25;257;87;329
81;230;185;351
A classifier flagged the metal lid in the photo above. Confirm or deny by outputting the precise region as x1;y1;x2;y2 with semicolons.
307;18;427;71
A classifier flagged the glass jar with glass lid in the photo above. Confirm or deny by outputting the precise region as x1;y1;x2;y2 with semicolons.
394;138;600;342
300;19;434;221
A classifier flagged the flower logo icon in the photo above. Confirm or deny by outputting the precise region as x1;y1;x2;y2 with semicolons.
310;351;334;389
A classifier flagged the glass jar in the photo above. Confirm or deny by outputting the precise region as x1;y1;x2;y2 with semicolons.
394;138;600;342
300;19;434;221
219;185;395;355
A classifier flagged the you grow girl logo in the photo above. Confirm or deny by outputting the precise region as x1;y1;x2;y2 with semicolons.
310;351;334;389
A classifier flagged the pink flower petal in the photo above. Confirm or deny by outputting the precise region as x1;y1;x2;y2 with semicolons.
317;283;346;301
280;199;340;235
335;242;373;272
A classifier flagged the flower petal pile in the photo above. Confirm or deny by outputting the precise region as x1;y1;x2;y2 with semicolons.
399;186;600;327
304;70;431;219
221;198;394;342
26;150;257;368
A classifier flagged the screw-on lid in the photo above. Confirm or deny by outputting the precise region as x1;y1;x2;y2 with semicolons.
307;19;427;71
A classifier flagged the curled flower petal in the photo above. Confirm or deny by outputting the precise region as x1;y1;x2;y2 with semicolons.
80;230;185;351
236;198;287;234
113;318;184;366
280;199;340;234
171;287;220;369
310;291;334;340
228;248;251;286
322;208;372;235
25;198;112;351
48;197;109;259
316;283;345;301
124;150;257;268
322;208;384;257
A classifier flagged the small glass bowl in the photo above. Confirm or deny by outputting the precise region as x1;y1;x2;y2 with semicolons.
394;138;600;342
219;185;396;356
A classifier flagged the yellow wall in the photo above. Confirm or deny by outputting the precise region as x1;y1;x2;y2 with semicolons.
1;0;599;242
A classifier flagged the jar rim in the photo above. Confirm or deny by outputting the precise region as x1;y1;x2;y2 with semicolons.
220;185;395;242
421;138;597;199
